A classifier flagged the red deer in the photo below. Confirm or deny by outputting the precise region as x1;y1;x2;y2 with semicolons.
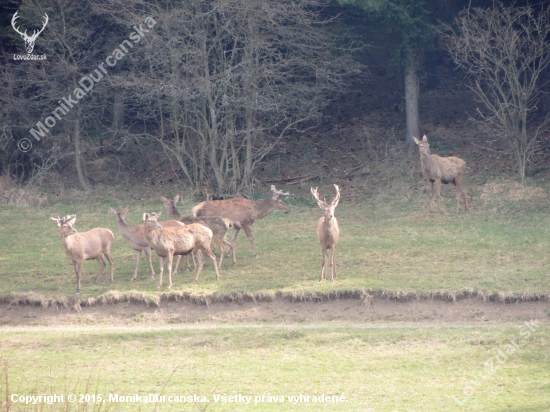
143;212;220;288
311;185;341;282
413;135;470;213
109;207;186;281
50;215;114;294
191;185;290;257
161;195;236;268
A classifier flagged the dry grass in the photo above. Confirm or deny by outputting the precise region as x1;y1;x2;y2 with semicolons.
3;288;548;313
480;180;548;203
0;174;48;207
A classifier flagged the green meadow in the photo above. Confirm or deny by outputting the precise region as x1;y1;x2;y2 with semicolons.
0;191;549;299
1;323;549;411
0;188;549;412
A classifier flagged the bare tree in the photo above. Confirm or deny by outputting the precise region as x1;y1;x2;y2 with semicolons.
447;2;550;187
93;0;360;195
2;0;112;190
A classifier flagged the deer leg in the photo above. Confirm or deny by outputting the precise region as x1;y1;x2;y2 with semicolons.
143;247;156;279
166;254;173;290
243;226;259;257
94;256;106;284
223;237;237;264
157;257;164;288
454;183;461;213
435;180;442;213
204;247;221;281
131;250;141;281
173;255;182;276
456;176;469;211
231;228;240;242
330;245;337;282
193;251;206;282
103;251;114;284
428;181;434;212
320;248;327;281
216;238;225;270
73;260;82;295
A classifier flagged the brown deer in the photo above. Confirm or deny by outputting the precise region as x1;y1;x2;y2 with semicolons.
143;212;220;288
109;207;187;281
50;215;114;294
413;135;470;213
161;195;236;268
191;185;290;257
311;185;341;282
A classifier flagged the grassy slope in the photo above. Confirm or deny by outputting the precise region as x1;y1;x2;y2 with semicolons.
0;193;549;299
1;324;548;411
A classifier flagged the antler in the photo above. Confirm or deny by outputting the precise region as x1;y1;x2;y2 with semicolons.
331;184;340;208
310;187;327;209
11;11;27;38
11;11;48;40
270;185;289;196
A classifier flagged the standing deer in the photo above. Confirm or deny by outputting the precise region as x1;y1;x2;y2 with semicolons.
161;195;236;268
143;212;220;288
191;185;290;257
311;185;340;282
109;207;186;281
50;215;114;294
413;135;470;213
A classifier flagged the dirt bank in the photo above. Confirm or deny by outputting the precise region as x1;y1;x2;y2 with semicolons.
1;297;548;326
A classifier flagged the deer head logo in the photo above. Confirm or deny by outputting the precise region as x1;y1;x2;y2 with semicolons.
11;10;49;55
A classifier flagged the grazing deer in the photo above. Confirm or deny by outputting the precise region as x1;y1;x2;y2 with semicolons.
311;185;341;282
143;212;220;288
191;185;290;257
109;207;186;281
413;135;470;213
50;215;114;295
161;195;236;268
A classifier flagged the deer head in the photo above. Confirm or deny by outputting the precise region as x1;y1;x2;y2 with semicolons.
311;184;340;220
143;212;163;230
12;11;49;54
50;215;78;236
413;135;431;156
269;185;290;214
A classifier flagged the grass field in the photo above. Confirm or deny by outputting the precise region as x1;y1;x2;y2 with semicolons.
1;187;549;412
0;323;548;412
0;188;549;300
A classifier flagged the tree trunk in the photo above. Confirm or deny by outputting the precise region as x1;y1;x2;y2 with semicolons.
404;52;420;150
112;87;124;133
74;106;89;191
425;37;439;90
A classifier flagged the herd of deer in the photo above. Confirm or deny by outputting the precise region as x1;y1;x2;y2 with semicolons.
50;135;469;294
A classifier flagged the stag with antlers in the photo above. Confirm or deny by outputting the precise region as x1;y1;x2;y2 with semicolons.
311;185;341;282
11;11;49;54
192;185;290;257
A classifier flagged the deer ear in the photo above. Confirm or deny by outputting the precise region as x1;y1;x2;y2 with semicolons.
50;217;61;226
143;213;149;221
122;206;129;215
413;136;420;144
422;135;428;142
67;215;77;225
109;207;116;215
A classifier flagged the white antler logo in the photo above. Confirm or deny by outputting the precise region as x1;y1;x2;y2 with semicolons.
11;10;49;55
